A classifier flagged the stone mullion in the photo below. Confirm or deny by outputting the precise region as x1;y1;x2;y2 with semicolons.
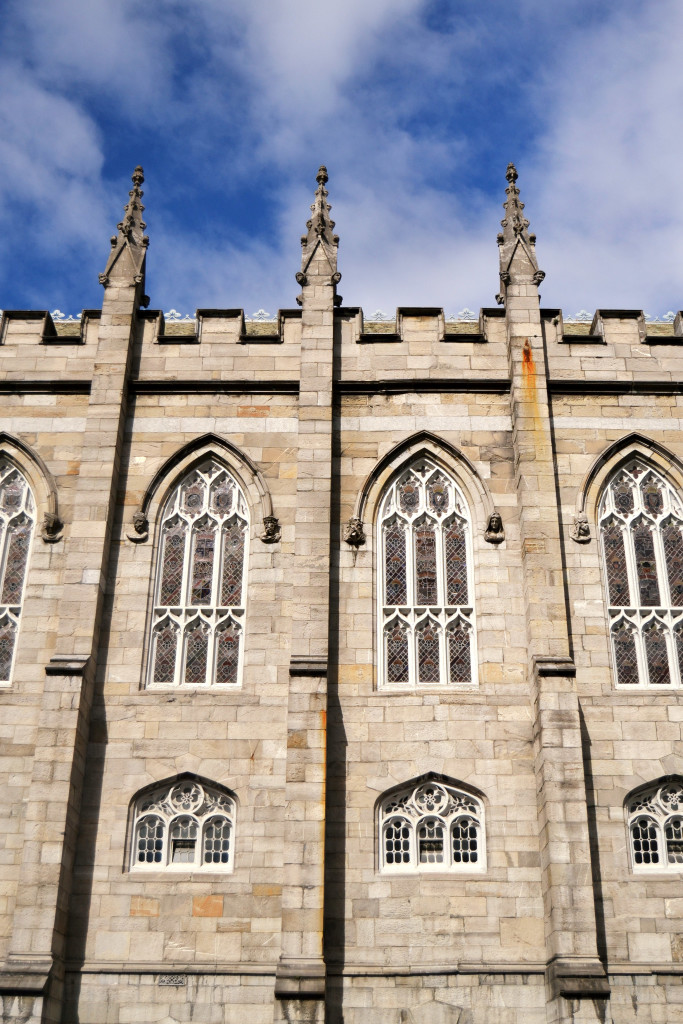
5;278;139;1024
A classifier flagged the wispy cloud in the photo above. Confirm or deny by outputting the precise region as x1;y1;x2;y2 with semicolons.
0;0;680;316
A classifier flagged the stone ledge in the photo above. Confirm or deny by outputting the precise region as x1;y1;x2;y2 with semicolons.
45;654;90;677
289;655;328;677
533;655;576;678
547;957;610;1000
275;959;326;999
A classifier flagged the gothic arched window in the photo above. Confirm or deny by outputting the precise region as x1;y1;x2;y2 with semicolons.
379;778;485;873
378;457;475;688
599;460;683;688
130;777;236;871
148;460;248;688
0;461;35;685
626;779;683;872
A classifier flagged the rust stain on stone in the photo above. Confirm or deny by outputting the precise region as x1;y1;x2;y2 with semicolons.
522;338;535;377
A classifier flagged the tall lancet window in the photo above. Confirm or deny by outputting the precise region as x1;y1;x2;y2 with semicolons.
0;461;34;685
599;459;683;688
378;457;476;688
148;460;248;688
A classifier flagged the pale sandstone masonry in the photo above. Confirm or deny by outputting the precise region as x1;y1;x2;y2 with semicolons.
0;166;682;1024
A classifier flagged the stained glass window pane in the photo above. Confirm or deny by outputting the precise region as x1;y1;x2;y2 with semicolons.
384;523;407;605
417;623;440;684
184;623;208;685
211;478;233;514
613;625;639;685
0;619;16;681
445;521;468;605
613;480;634;516
190;525;215;605
418;819;444;863
204;817;231;864
398;478;420;515
666;818;683;864
603;524;630;606
182;477;204;516
386;623;409;683
448;625;471;684
633;522;660;606
452;817;479;864
676;631;683;683
415;523;437;604
644;626;671;685
221;522;244;606
0;476;24;513
631;818;659;865
137;816;164;864
664;523;683;607
153;623;178;684
216;625;240;685
1;519;31;605
384;819;411;865
427;474;450;515
159;523;185;606
642;480;664;516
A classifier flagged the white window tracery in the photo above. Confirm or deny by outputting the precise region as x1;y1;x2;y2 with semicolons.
148;459;248;688
379;778;485;873
599;459;683;688
131;778;235;872
0;461;34;685
377;458;476;688
626;779;683;872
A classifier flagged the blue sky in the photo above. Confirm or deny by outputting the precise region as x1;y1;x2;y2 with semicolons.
1;0;682;318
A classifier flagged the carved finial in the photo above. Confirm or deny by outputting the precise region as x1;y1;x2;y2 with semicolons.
99;165;150;300
496;162;544;305
296;166;342;307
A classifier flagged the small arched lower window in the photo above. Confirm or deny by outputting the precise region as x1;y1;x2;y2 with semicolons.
130;777;236;871
148;459;248;688
379;778;485;873
0;461;35;685
377;458;476;688
627;779;683;872
599;460;683;687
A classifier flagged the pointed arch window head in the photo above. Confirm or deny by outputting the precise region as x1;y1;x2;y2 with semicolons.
379;778;485;873
130;777;235;872
599;459;683;688
378;458;476;688
0;461;35;686
148;460;248;688
627;779;683;872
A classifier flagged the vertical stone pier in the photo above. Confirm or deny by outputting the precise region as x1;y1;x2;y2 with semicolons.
3;169;148;1024
274;168;340;1023
498;165;609;1022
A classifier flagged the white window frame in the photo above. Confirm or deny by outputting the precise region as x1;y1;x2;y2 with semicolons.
147;459;249;689
377;457;477;689
0;460;35;687
599;459;683;688
130;778;236;872
378;778;485;874
626;779;683;873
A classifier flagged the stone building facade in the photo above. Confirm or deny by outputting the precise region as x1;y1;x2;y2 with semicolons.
1;163;683;1024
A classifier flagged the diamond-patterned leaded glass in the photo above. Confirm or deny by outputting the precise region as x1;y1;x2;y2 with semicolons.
0;619;16;681
447;624;471;684
1;517;31;605
417;621;440;684
613;624;639;685
644;624;671;685
445;520;468;605
153;622;178;684
415;523;437;604
149;460;249;687
600;459;683;687
384;522;407;606
386;622;409;684
603;523;630;606
664;522;683;606
221;521;245;606
378;458;475;687
184;622;208;685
